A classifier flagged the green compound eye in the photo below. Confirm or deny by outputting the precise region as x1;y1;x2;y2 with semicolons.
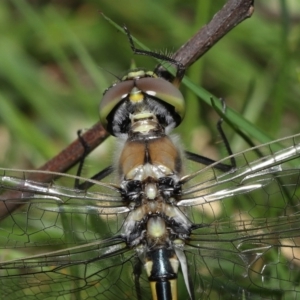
99;76;185;135
99;80;135;131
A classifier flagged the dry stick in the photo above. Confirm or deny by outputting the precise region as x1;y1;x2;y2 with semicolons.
0;0;254;219
171;0;254;68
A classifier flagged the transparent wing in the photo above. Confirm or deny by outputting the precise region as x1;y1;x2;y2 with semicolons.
0;171;151;299
179;134;300;299
0;239;152;299
0;134;300;299
0;169;129;250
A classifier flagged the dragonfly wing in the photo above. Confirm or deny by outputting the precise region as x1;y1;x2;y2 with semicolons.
0;238;151;299
176;136;300;298
185;214;300;298
179;135;300;206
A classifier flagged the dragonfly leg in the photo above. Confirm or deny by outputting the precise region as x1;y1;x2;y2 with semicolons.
184;99;236;173
216;98;237;170
185;151;233;172
75;129;90;188
75;130;114;190
124;25;185;87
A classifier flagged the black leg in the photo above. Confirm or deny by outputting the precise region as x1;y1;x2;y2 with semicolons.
75;130;114;190
185;151;233;172
185;99;236;172
123;26;185;86
77;165;114;190
216;98;236;170
75;130;90;188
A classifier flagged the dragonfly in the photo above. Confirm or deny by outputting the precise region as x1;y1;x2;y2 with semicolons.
0;27;300;300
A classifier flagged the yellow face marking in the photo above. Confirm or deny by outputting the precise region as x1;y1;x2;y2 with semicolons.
126;70;146;79
129;87;144;102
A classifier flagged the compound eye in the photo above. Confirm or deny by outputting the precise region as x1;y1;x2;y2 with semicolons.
99;80;134;130
136;77;185;121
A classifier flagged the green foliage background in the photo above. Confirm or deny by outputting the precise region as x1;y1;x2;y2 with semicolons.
0;1;300;299
0;0;300;172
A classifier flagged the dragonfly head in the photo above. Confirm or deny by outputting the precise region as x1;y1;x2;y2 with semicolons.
99;70;185;137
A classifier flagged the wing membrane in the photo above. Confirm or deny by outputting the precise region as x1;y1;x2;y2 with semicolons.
1;135;300;299
0;239;148;299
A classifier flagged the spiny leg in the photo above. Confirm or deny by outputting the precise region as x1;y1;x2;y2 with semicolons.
123;25;185;86
216;98;236;170
75;130;114;190
185;99;236;172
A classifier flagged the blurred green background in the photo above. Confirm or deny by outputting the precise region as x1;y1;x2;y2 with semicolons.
0;2;300;299
0;0;300;173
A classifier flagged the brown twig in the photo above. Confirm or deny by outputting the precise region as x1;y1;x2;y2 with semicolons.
0;0;254;219
171;0;254;68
